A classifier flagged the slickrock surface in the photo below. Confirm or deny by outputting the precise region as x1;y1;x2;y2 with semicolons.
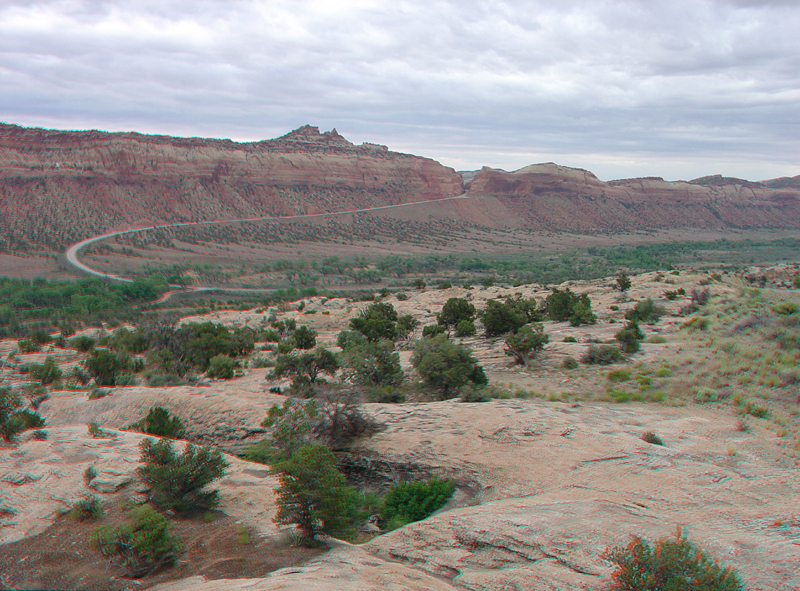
0;426;280;546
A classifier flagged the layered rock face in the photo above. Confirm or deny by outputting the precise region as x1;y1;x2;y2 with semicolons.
466;164;800;232
1;123;799;252
0;124;464;249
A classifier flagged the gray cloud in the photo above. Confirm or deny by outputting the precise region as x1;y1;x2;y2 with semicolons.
1;0;798;181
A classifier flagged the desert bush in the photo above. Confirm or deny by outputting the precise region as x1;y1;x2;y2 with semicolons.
454;319;477;337
341;339;403;387
291;325;317;350
87;421;112;438
28;357;62;385
581;345;622;365
563;336;578;343
422;324;447;338
70;335;96;352
273;444;358;545
773;302;798;316
625;298;665;324
271;348;339;396
602;528;744;591
437;298;476;332
641;431;664;446
381;477;455;530
349;301;398;342
562;356;578;369
607;369;631;383
0;389;46;442
615;321;644;354
84;348;131;387
411;334;487;398
91;505;183;578
691;288;712;306
85;465;98;484
504;323;549;366
682;317;710;331
694;387;720;403
138;438;228;512
128;406;186;439
369;385;406;403
17;339;41;353
396;314;420;339
337;330;368;351
615;272;631;292
207;354;235;379
70;494;104;521
481;294;541;336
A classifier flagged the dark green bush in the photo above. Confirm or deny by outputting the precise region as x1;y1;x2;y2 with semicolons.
603;529;744;590
381;477;455;529
70;494;104;521
615;321;644;354
91;505;183;578
207;354;235;379
581;345;622;365
273;444;358;545
455;319;477;337
411;334;487;398
138;438;228;512
128;406;186;439
625;298;665;324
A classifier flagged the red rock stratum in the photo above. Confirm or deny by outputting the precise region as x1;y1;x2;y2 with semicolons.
1;123;799;251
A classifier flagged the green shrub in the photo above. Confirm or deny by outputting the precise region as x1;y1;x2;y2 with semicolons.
207;354;235;379
91;505;183;578
616;272;631;292
773;302;798;315
562;356;578;369
607;369;631;383
581;345;622;365
138;438;228;512
625;298;665;324
17;339;41;353
1;390;46;441
615;321;644;354
422;324;446;338
504;323;549;366
381;477;455;529
128;407;186;439
563;336;578;343
273;444;358;545
454;319;477;337
70;335;96;352
641;431;664;446
70;494;104;521
682;317;710;331
694;387;720;404
411;334;487;398
603;528;745;591
29;357;62;385
341;339;403;387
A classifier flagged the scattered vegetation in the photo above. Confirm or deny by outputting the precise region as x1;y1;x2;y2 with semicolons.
138;438;229;512
602;528;745;590
91;505;183;578
128;406;186;439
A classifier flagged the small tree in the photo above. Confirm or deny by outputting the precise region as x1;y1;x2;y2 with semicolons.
437;298;476;333
603;528;745;591
349;302;398;342
615;321;644;354
29;357;62;385
273;444;358;545
128;406;186;439
291;325;317;350
257;399;320;462
207;354;235;379
84;349;130;387
481;299;527;337
616;272;631;293
272;348;339;396
504;323;549;366
626;298;665;325
341;339;403;387
138;438;228;512
411;334;487;398
91;505;183;578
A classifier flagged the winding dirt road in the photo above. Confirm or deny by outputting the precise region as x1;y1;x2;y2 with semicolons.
64;193;471;291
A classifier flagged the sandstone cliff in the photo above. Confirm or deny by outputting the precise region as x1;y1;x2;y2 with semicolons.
1;123;799;252
0;124;464;250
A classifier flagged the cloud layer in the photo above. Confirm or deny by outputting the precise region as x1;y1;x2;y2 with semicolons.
2;0;798;180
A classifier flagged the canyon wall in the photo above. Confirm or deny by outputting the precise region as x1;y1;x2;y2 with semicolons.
1;123;799;251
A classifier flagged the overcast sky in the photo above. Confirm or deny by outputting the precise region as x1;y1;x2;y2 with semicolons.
1;0;798;181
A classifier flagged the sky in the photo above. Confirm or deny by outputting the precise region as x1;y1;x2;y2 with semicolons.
1;0;799;182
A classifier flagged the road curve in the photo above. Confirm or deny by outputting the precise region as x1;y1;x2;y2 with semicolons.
64;193;472;288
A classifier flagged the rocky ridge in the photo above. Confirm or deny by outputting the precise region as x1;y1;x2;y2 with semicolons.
1;123;799;252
